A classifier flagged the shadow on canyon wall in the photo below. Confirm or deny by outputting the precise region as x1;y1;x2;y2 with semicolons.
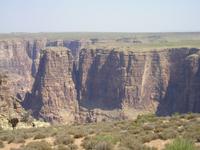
78;51;124;110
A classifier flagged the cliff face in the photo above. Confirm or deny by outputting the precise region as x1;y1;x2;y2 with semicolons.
76;48;200;120
23;47;78;123
157;49;200;115
0;73;26;125
0;40;35;100
0;39;86;101
77;49;162;111
1;38;200;123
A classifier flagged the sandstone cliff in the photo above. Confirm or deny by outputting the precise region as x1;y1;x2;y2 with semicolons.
23;47;78;123
76;48;200;120
1;38;200;124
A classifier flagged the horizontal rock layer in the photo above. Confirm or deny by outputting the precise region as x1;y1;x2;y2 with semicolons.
1;39;200;123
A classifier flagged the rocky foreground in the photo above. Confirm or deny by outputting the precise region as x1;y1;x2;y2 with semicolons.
1;38;200;124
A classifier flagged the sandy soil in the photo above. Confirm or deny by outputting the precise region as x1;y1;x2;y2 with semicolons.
145;139;171;150
74;137;85;150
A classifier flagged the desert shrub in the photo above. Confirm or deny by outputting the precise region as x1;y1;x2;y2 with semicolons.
92;124;112;133
154;126;164;133
141;133;159;143
13;137;25;143
172;112;180;117
160;123;170;129
158;128;177;140
8;118;19;130
82;139;97;150
129;126;144;135
122;140;156;150
10;148;20;150
177;126;184;133
183;131;200;142
120;136;142;150
0;141;4;148
73;131;85;139
143;123;156;130
185;113;198;120
94;141;113;150
164;138;197;150
7;136;15;144
82;134;116;150
96;134;118;144
56;144;68;150
135;114;157;125
21;111;33;123
67;144;78;150
88;129;95;135
115;146;130;150
68;127;87;138
54;135;74;145
21;141;52;150
15;131;29;140
0;133;14;142
34;133;46;139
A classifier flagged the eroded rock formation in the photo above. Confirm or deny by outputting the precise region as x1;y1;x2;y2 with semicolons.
1;38;200;123
23;47;78;123
77;48;200;119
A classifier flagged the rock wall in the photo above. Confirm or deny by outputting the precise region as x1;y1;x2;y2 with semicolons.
0;40;34;100
23;47;78;123
157;49;200;115
76;48;200;120
1;38;200;123
0;73;26;124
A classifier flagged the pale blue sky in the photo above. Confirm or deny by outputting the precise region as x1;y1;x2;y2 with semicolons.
0;0;199;33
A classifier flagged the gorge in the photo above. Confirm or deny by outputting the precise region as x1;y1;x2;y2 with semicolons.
1;35;200;124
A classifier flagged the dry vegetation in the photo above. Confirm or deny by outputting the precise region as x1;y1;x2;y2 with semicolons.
0;113;200;150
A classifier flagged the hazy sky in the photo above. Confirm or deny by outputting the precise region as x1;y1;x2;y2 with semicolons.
0;0;199;33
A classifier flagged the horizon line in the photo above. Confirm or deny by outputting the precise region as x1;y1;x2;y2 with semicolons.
1;31;200;34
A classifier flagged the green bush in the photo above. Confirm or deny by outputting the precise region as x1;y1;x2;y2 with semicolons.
95;134;117;144
164;138;197;150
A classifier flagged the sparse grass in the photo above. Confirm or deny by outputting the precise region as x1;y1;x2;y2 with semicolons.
21;141;52;150
34;133;46;139
94;141;113;150
164;138;197;150
54;135;74;145
0;113;200;149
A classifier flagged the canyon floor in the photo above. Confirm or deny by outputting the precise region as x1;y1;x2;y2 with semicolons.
0;113;200;150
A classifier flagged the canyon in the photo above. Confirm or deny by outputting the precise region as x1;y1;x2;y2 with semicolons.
1;37;200;124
